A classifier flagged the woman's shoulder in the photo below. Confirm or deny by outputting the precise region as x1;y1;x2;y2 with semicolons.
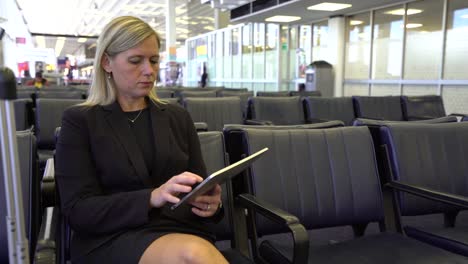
63;104;100;121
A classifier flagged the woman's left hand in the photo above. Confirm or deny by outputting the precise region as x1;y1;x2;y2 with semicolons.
190;184;222;217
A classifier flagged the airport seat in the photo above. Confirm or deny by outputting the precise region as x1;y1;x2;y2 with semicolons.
304;97;355;125
352;96;404;121
225;125;468;263
14;98;34;130
0;130;39;261
180;90;218;99
289;91;321;97
401;95;446;120
155;89;174;98
161;97;180;105
247;96;308;125
380;122;468;256
36;90;84;100
198;132;253;262
256;91;290;97
184;97;246;131
35;99;84;170
217;90;253;118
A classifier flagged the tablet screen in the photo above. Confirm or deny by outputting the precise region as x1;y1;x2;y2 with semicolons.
171;147;268;210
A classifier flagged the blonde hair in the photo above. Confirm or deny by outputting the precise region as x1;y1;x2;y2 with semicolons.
83;16;162;106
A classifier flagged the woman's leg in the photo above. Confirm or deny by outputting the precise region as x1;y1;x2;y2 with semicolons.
139;233;228;264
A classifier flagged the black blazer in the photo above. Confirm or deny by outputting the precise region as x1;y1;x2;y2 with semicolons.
55;99;212;258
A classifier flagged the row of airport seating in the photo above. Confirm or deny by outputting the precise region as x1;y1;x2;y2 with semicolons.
25;118;468;263
168;94;464;132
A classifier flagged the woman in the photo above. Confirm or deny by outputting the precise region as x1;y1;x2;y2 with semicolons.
55;16;227;264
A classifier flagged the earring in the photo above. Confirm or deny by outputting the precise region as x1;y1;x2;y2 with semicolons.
107;72;112;79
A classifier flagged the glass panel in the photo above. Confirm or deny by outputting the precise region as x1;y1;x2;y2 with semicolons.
242;24;252;80
253;23;265;81
312;20;329;61
232;28;241;80
404;0;443;79
265;24;278;82
444;0;468;79
207;35;216;85
215;33;223;80
224;31;232;79
289;26;298;82
372;6;404;79
402;85;438;96
371;84;400;96
280;25;289;87
345;12;371;79
442;86;468;114
344;83;369;96
299;25;312;79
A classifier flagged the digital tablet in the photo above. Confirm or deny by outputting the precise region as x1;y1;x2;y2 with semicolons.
171;147;269;210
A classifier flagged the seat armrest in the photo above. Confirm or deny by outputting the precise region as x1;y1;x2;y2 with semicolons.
34;206;57;264
42;158;56;207
244;119;273;125
386;181;468;209
237;193;309;264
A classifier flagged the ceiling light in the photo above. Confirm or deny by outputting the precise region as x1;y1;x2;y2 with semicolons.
307;2;352;11
461;14;468;19
35;36;46;49
204;26;215;31
265;16;301;23
385;9;422;16
77;38;87;43
349;20;363;26
406;23;423;29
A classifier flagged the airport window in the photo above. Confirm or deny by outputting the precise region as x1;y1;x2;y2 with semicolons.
372;6;404;80
345;12;371;79
242;24;253;86
224;31;232;79
371;84;401;96
232;28;241;82
253;23;266;91
312;20;329;62
403;0;444;80
444;0;468;79
265;23;279;89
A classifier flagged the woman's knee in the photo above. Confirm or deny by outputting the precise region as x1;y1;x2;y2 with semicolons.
178;237;217;264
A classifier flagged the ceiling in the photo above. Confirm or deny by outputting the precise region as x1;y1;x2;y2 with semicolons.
17;0;409;58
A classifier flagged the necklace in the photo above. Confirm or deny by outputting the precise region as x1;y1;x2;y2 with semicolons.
127;109;144;123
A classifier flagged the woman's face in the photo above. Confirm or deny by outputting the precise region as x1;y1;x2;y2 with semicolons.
103;35;160;101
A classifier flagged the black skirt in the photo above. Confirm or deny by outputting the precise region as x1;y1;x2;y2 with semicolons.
73;227;215;264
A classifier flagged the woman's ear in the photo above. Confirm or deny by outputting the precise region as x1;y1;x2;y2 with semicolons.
101;53;112;73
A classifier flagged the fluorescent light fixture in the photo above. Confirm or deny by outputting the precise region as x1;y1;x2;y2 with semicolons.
265;15;301;23
55;37;66;57
307;2;352;11
77;37;87;43
385;8;422;16
461;14;468;19
406;23;423;29
36;36;46;49
350;20;363;26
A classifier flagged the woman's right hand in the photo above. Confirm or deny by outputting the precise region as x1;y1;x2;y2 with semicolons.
150;172;203;208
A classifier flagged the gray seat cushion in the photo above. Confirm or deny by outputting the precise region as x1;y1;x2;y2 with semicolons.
305;97;355;125
353;96;404;121
248;96;306;125
185;97;244;131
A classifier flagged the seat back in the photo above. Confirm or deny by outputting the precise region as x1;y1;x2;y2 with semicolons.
35;99;84;149
184;97;244;131
217;91;253;118
198;132;233;240
14;98;33;130
401;95;446;120
256;91;290;97
353;96;404;121
289;91;322;97
247;96;307;125
380;122;468;216
234;126;383;235
155;89;174;98
305;97;355;125
0;130;38;261
36;90;84;100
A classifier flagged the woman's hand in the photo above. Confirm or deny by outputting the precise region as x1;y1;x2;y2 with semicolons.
150;172;203;208
190;184;222;218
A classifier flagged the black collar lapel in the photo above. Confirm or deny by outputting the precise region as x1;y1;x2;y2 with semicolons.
103;101;151;186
